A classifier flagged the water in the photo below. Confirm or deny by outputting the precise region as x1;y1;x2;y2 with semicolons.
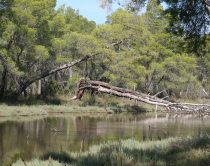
0;112;210;164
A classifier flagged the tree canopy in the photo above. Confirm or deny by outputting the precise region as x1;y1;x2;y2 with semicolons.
0;0;210;100
99;0;210;53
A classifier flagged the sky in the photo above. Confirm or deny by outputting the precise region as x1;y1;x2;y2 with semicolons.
56;0;119;24
55;1;165;24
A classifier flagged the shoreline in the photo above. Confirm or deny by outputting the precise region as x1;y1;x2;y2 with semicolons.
0;104;109;117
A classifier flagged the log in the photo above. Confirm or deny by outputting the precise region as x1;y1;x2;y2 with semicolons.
71;79;210;113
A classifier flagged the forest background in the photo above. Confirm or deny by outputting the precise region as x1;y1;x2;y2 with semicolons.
1;0;210;102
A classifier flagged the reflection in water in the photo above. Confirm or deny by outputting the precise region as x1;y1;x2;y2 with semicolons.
0;113;210;165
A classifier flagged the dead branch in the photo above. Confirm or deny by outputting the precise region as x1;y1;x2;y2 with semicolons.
71;79;210;113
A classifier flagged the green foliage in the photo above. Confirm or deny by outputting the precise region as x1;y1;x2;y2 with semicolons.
1;0;210;100
64;32;100;56
99;0;210;53
12;159;62;166
161;54;200;97
12;134;210;166
145;0;166;34
49;13;66;37
40;151;76;164
163;0;210;53
34;45;49;60
57;5;96;34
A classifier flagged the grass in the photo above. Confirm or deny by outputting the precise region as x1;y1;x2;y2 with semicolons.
0;104;108;117
3;95;210;165
0;94;162;117
1;93;209;117
12;159;61;166
12;134;210;166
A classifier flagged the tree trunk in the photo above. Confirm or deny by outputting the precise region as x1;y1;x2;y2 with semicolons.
71;79;210;113
37;79;42;97
6;35;131;99
0;66;7;99
11;52;100;99
69;67;73;79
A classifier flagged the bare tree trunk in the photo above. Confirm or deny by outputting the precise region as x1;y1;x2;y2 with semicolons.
69;67;73;79
37;79;41;97
0;66;7;99
71;79;210;113
29;85;33;96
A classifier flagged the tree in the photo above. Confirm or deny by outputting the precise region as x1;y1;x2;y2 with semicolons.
0;0;99;99
98;0;210;54
92;9;150;89
0;0;208;101
0;0;56;98
144;0;166;34
162;0;210;54
71;79;210;112
57;5;96;34
0;0;14;98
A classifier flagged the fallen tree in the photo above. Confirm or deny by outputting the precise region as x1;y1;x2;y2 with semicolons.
8;36;129;99
71;79;210;113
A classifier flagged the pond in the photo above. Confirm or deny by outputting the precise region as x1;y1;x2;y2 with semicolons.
0;112;210;165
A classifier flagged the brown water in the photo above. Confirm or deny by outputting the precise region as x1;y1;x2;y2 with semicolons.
0;112;209;164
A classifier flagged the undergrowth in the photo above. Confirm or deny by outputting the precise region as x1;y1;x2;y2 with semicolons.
12;134;210;166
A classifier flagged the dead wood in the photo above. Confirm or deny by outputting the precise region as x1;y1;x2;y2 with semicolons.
71;79;210;113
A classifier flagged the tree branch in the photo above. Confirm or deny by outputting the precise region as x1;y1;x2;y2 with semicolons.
12;52;100;97
201;0;210;14
72;79;210;113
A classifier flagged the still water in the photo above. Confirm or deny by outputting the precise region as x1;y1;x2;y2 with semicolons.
0;112;210;164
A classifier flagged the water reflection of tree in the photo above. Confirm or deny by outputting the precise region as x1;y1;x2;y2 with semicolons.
198;116;205;136
75;116;98;152
2;114;210;165
0;123;4;164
